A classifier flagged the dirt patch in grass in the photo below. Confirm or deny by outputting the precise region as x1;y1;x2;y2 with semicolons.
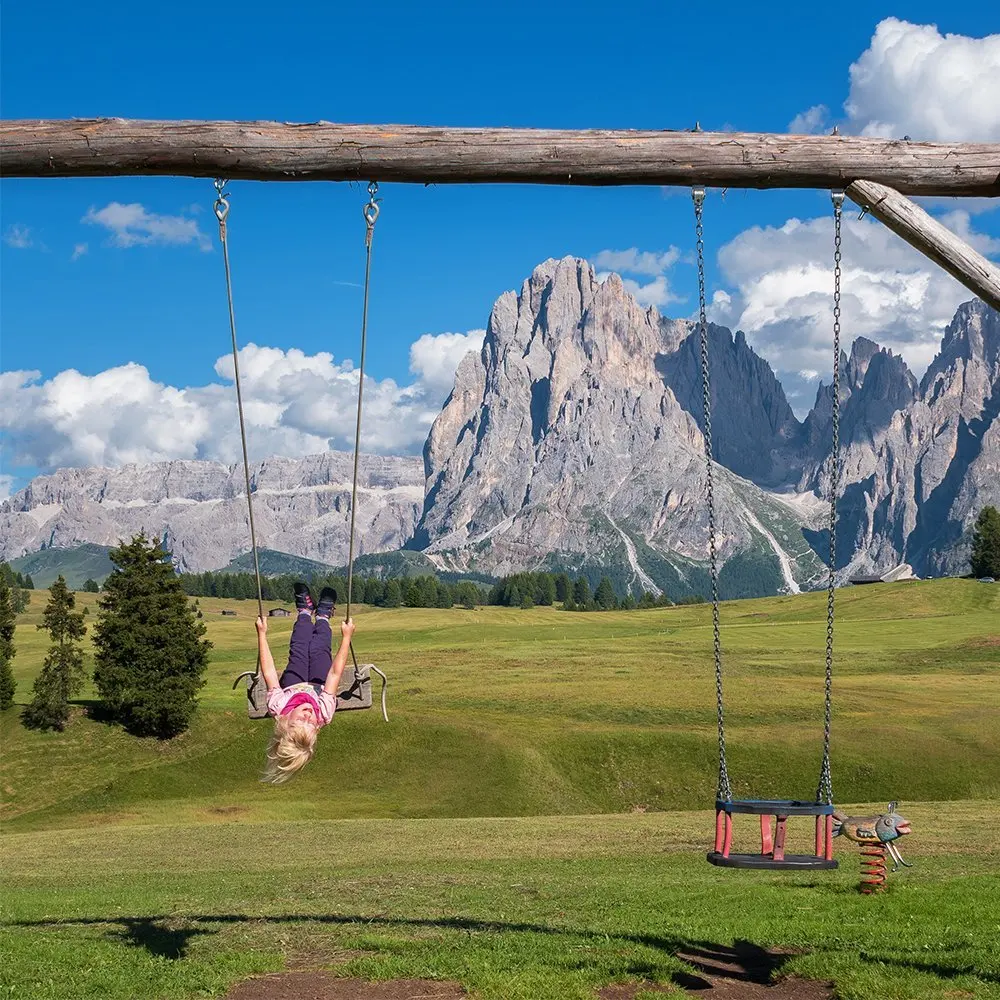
226;972;466;999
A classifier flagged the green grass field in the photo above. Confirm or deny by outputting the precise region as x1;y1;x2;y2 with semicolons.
2;579;999;998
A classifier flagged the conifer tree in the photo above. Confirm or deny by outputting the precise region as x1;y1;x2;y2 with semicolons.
970;506;1000;578
0;575;17;710
93;533;211;738
594;576;618;610
573;575;592;609
383;578;403;608
22;576;87;730
554;573;571;602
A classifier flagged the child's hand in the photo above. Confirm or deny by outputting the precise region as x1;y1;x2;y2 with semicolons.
341;617;356;641
256;615;268;635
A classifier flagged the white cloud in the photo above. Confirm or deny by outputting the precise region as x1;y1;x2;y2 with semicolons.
0;332;483;474
0;474;14;502
846;19;1000;141
592;248;681;277
71;243;88;261
409;330;485;395
82;202;211;251
790;19;1000;142
789;104;829;134
710;211;1000;413
4;224;33;249
592;246;683;308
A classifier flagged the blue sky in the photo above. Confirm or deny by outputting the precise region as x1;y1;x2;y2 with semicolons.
2;1;999;495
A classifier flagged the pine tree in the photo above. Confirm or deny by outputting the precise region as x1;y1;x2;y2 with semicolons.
93;533;211;738
0;575;17;710
82;578;100;593
594;576;618;610
573;575;592;609
970;506;1000;578
383;578;403;608
22;577;87;730
537;575;556;606
554;573;571;602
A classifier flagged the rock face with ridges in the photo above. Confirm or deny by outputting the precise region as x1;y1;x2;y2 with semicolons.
0;452;423;572
829;300;1000;578
415;257;824;591
3;256;996;592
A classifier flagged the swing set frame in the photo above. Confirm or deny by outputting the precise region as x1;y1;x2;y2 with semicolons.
4;117;998;863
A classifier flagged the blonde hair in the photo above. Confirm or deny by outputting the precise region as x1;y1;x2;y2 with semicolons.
261;717;318;784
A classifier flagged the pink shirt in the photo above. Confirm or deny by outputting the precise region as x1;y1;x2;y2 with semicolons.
266;682;336;726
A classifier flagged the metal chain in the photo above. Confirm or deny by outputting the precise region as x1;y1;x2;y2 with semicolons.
346;181;379;629
214;179;264;625
344;182;389;723
817;191;844;805
693;187;731;804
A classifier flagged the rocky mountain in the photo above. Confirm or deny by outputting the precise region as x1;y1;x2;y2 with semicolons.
414;257;998;590
0;453;423;573
3;257;996;595
414;257;827;597
827;300;1000;578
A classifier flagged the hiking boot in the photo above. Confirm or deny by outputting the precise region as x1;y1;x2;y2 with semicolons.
293;582;315;614
316;587;338;619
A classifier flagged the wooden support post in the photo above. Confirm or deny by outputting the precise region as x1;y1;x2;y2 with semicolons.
847;179;1000;312
1;119;999;196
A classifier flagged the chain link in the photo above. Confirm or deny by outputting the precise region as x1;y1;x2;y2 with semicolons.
818;191;844;805
693;187;732;803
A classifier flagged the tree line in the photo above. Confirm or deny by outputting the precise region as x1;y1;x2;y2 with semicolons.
2;509;997;737
176;569;490;609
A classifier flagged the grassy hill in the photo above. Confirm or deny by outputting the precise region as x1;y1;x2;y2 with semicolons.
2;578;999;999
9;542;114;589
2;578;997;832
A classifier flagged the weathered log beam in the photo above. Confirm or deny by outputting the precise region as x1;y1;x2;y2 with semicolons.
2;119;999;196
846;179;1000;312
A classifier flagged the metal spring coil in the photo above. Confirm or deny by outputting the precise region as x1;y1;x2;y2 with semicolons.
860;844;887;893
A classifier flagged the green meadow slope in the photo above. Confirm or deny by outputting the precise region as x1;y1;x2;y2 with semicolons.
2;578;998;832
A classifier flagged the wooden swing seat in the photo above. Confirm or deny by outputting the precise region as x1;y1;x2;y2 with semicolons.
707;799;838;871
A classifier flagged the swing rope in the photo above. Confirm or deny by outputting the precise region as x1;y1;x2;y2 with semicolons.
214;179;264;626
346;182;389;722
692;188;731;804
817;191;844;806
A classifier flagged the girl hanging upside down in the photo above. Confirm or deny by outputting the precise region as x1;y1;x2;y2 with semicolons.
255;583;355;784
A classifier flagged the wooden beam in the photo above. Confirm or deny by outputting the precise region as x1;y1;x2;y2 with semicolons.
2;118;999;196
846;179;1000;312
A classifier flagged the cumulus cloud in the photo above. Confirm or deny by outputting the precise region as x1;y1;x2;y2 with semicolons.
592;246;683;308
789;105;829;134
409;330;485;395
0;332;483;474
846;19;1000;141
4;224;33;249
82;202;211;251
709;211;1000;413
790;20;1000;141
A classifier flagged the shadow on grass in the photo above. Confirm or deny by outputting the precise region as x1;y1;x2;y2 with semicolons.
11;911;998;987
112;918;215;960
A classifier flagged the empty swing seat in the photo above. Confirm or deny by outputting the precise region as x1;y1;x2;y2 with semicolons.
707;799;839;870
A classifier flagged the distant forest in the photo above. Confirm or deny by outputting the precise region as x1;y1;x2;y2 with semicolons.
175;567;696;611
